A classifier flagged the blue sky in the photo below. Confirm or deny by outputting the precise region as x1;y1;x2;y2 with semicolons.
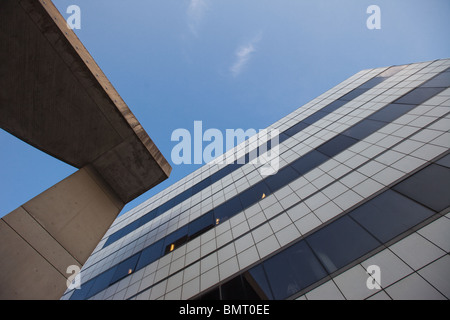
1;0;449;218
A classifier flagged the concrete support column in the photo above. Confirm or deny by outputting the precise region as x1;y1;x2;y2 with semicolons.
0;165;124;300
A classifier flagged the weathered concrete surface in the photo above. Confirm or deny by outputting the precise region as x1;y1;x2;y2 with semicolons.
0;0;172;203
0;0;172;299
0;166;124;300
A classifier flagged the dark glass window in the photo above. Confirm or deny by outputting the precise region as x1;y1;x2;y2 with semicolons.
70;278;95;300
264;165;300;192
436;154;450;169
395;87;445;105
87;266;117;298
316;134;358;158
284;122;309;138
368;103;416;123
238;181;272;209
246;265;274;300
306;216;380;273
350;190;435;243
421;70;450;88
188;211;215;240
359;77;384;89
214;196;243;224
340;88;369;101
303;111;328;125
393;164;450;212
136;239;164;270
263;240;327;299
342;119;386;140
109;254;140;285
197;287;220;300
221;276;247;300
290;150;329;176
320;99;347;114
164;225;189;254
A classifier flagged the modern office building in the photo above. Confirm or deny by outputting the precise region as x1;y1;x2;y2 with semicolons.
62;58;450;301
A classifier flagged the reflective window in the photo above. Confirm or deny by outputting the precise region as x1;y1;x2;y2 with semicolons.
264;165;300;192
238;181;272;209
263;240;327;299
303;111;328;125
342;119;386;140
393;164;450;212
246;265;274;300
350;190;435;243
317;134;358;158
110;254;140;285
290;150;329;176
188;211;215;239
284;121;309;137
163;225;189;254
436;154;450;169
221;276;247;300
421;70;450;88
214;196;243;224
320;99;347;114
395;87;445;105
368;103;416;123
136;239;164;270
306;216;380;273
359;77;384;89
340;88;369;101
87;266;117;298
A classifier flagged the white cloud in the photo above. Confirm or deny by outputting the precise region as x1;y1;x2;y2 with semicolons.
187;0;208;36
230;33;262;77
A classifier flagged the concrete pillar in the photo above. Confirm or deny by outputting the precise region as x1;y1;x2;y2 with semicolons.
0;165;124;300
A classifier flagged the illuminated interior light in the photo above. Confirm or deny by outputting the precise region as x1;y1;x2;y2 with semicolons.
128;269;133;275
261;193;266;199
216;218;220;225
170;244;175;252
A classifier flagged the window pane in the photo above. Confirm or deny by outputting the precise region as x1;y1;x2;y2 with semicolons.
436;154;450;169
221;276;246;300
368;103;416;123
359;77;384;89
421;70;450;88
320;99;347;114
284;122;309;137
188;211;215;239
342;119;386;140
197;287;220;300
395;87;445;105
136;239;164;270
290;150;329;176
303;111;328;125
110;254;140;285
306;216;380;273
393;164;450;212
316;134;358;158
350;190;435;243
263;240;327;299
246;265;274;300
238;181;272;209
264;165;300;192
87;266;117;298
164;225;189;254
340;88;368;101
214;196;243;224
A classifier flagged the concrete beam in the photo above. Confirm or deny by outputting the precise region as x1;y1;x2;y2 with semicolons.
0;166;124;299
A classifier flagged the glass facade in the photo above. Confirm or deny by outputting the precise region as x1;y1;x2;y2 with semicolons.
62;59;450;301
